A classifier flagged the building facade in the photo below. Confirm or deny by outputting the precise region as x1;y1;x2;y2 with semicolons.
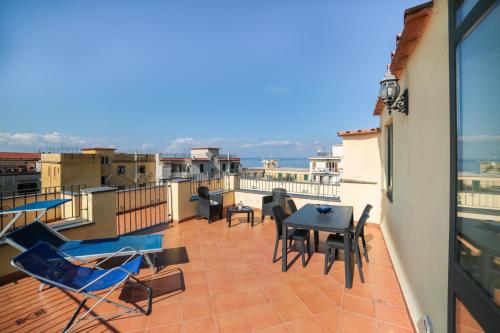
41;148;156;188
308;145;342;184
0;152;40;194
375;1;499;332
156;147;240;180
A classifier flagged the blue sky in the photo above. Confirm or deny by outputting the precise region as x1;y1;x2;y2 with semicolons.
0;0;424;157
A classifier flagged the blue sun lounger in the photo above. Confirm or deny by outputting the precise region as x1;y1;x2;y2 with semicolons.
0;199;163;275
11;241;152;332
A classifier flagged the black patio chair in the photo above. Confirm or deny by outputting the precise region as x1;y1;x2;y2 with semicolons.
323;212;370;281
196;186;223;223
272;206;310;267
262;188;288;222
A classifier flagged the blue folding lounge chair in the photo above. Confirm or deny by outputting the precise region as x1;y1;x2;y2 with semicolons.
11;241;152;332
0;199;164;274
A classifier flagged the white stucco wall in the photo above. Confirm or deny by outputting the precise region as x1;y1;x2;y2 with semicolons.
378;1;450;331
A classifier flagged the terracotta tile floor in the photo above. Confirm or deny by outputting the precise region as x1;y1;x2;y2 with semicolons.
0;213;415;333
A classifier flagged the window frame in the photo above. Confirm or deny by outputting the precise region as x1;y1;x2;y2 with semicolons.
386;123;394;202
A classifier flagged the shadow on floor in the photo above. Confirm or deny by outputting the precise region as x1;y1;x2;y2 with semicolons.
96;247;190;273
119;268;185;304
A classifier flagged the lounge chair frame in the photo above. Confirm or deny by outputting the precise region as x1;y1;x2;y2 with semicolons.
11;242;152;333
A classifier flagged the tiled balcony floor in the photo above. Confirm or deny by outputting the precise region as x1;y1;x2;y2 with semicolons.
0;212;414;333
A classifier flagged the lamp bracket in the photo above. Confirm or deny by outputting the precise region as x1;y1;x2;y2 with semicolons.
388;89;409;115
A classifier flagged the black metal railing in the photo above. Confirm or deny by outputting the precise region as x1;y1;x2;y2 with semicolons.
240;177;339;198
0;184;88;231
116;181;169;235
189;172;231;195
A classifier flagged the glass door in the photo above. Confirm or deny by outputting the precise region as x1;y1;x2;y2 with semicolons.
450;0;500;332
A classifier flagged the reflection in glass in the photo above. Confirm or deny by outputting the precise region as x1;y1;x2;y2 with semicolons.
456;297;484;332
456;3;500;306
456;0;479;25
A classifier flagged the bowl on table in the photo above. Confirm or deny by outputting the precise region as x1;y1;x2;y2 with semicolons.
315;204;332;214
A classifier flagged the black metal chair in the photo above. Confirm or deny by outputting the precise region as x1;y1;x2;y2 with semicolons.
359;204;372;262
323;212;370;281
262;188;288;222
272;205;310;267
196;186;223;223
287;198;298;214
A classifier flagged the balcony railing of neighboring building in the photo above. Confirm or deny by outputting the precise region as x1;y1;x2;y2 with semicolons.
160;153;191;159
160;152;240;160
312;152;341;159
311;167;339;174
189;171;231;195
240;176;339;199
116;181;169;235
219;152;240;160
169;172;192;179
0;184;88;231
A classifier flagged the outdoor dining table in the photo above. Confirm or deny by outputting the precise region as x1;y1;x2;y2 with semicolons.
282;203;354;288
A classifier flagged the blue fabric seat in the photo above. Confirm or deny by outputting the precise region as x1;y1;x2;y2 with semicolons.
5;221;163;270
11;241;152;332
13;241;143;292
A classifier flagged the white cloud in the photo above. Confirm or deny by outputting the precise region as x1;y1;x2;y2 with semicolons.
460;135;500;142
0;131;87;147
240;140;304;148
166;137;230;151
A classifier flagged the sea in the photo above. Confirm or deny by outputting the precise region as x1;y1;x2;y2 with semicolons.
240;158;309;169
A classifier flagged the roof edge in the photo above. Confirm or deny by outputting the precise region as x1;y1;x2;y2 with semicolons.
337;128;381;137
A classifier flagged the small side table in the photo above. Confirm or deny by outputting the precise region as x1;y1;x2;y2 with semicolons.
227;206;254;227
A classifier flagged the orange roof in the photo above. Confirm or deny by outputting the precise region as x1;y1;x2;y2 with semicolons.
0;152;41;160
374;1;433;116
337;128;380;137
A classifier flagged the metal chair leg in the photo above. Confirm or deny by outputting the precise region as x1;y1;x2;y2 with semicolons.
300;241;306;267
361;233;369;262
324;247;331;274
272;237;279;263
354;243;365;283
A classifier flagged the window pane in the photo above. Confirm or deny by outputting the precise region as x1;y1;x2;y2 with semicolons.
456;3;500;306
456;0;480;25
387;124;393;190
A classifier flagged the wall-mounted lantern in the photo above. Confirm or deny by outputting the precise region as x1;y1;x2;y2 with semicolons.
379;68;409;115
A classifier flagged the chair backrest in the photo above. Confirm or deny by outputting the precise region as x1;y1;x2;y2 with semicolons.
272;205;287;237
362;204;373;215
12;241;80;290
198;186;210;200
6;221;65;250
287;199;297;214
272;188;287;204
354;212;369;238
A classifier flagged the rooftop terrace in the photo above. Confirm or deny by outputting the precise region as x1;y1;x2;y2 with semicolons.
0;212;413;333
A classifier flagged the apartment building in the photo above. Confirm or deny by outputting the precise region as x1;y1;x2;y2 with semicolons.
308;145;342;184
156;147;240;180
41;148;156;188
0;152;40;194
